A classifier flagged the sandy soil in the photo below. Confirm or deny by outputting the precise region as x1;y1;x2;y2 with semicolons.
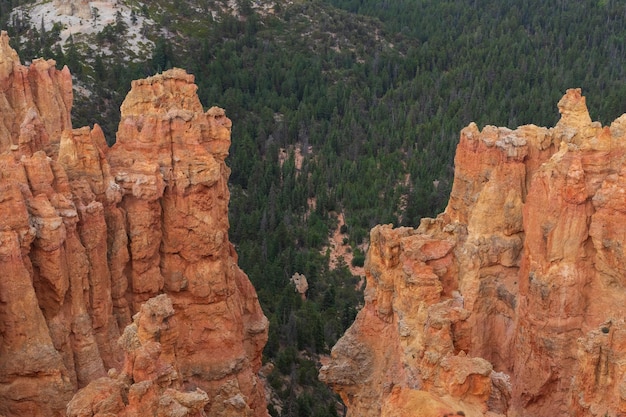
323;212;366;280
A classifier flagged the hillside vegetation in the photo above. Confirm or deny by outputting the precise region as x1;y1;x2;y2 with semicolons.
3;0;626;415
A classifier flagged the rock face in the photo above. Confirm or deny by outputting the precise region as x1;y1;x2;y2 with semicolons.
0;32;268;417
290;272;309;300
320;88;626;416
66;294;211;417
53;0;93;20
0;31;72;155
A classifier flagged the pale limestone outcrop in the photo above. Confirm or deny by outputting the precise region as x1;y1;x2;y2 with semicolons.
321;88;626;417
53;0;93;20
290;272;309;300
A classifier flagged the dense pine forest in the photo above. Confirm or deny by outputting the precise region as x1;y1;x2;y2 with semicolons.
3;0;626;415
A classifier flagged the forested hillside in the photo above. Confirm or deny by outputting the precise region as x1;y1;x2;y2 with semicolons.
2;0;626;415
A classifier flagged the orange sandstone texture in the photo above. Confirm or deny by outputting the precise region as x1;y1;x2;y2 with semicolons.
0;31;72;155
66;294;211;417
320;88;626;417
0;32;268;417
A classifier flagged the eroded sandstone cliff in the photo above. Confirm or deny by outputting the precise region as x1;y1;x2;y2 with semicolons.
0;32;268;417
320;88;626;416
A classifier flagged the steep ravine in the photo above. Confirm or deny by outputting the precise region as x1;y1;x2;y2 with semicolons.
0;32;268;417
320;88;626;417
4;23;626;416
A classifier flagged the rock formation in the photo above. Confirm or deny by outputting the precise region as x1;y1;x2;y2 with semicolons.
290;272;308;300
54;0;94;20
0;31;268;417
320;88;626;416
66;294;211;417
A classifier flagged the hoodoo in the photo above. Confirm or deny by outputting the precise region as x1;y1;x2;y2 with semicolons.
320;88;626;417
0;31;268;417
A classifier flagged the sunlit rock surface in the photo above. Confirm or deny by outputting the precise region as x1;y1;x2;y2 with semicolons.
0;31;268;417
321;88;626;417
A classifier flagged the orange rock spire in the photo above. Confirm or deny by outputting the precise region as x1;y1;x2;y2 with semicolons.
321;88;626;417
0;33;268;417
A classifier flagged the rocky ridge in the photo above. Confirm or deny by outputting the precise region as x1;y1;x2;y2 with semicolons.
320;88;626;416
11;0;155;57
0;31;268;417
